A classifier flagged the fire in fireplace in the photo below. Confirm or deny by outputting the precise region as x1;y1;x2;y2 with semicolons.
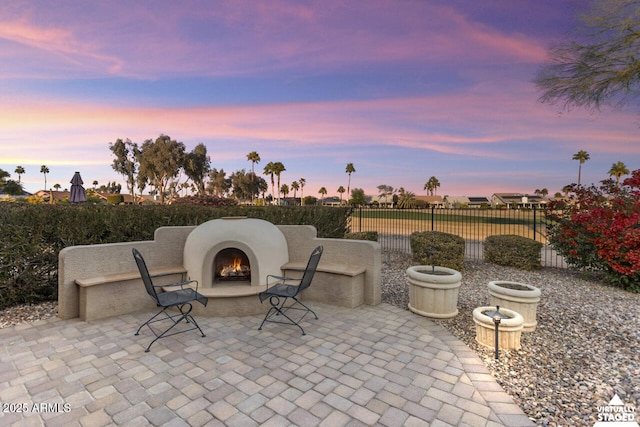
214;248;251;283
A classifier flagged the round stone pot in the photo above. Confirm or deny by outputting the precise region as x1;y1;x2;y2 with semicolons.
472;306;524;350
488;281;541;332
406;266;462;319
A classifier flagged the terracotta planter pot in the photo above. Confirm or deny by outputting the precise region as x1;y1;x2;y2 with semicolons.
472;306;524;350
406;266;461;319
488;281;541;332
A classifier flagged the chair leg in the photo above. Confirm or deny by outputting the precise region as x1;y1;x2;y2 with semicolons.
135;307;166;336
180;305;206;339
258;305;282;331
136;303;206;352
258;296;316;335
291;297;318;320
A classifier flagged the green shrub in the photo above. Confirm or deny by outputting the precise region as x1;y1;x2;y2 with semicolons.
484;234;542;270
0;203;350;307
172;195;238;207
344;231;378;242
410;231;465;271
106;194;124;205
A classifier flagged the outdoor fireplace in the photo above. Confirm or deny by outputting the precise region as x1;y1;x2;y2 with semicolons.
214;248;251;283
183;217;289;288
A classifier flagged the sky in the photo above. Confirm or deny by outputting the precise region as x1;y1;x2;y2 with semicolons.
1;0;639;199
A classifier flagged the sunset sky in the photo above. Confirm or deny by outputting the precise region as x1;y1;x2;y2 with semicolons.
1;0;639;199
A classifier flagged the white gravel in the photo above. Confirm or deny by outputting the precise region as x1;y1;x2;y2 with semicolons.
382;250;640;426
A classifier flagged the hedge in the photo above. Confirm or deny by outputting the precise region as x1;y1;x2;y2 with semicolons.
0;203;350;307
484;234;542;270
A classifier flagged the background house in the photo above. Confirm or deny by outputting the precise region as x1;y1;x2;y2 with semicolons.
491;193;547;209
442;195;499;208
415;195;444;208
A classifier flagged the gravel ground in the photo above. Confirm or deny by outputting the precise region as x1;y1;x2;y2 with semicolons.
382;250;640;426
2;251;639;426
0;301;58;329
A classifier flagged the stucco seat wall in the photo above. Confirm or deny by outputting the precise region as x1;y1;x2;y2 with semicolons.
58;223;382;321
277;225;382;307
58;226;195;320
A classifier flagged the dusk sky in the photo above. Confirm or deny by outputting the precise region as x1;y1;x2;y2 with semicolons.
2;0;639;199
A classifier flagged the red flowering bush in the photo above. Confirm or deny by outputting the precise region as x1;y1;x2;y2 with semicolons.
546;170;640;292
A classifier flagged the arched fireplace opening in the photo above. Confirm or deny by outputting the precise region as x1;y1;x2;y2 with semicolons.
183;217;290;288
214;248;251;284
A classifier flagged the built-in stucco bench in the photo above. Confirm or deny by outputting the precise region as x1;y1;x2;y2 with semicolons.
58;224;381;321
75;266;186;321
172;260;366;318
72;259;367;320
280;261;367;308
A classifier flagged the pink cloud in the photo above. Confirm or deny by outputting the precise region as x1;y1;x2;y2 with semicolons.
0;0;550;80
4;88;639;175
0;19;123;77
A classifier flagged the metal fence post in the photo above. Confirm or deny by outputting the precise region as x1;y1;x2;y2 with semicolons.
431;206;435;231
533;206;537;241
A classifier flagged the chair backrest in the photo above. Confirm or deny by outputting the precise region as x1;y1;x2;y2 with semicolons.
132;248;160;303
295;245;323;295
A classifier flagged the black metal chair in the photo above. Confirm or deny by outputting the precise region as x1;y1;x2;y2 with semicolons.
132;248;208;352
258;245;323;335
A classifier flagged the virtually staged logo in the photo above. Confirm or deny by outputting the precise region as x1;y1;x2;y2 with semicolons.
593;394;638;427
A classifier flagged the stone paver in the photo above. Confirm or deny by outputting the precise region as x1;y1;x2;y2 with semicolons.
0;303;534;426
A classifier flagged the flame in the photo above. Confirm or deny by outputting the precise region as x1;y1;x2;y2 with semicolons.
220;257;250;277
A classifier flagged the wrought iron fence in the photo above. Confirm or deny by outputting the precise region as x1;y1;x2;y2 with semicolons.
348;206;566;268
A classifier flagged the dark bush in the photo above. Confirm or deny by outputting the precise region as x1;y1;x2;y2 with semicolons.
410;231;465;271
172;195;238;207
344;231;378;242
106;194;124;205
0;203;350;307
484;234;542;270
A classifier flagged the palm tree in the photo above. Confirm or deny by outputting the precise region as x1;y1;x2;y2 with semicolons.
40;165;49;190
318;186;327;204
263;162;275;203
272;162;286;205
291;181;299;203
424;176;440;196
299;178;306;200
246;151;261;203
572;150;590;186
337;186;346;204
280;184;289;201
397;187;416;209
345;163;356;199
14;166;25;183
608;161;629;188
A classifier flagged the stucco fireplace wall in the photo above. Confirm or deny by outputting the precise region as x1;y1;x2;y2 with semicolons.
183;217;289;288
59;220;381;320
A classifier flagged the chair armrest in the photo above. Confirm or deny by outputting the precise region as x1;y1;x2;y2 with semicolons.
162;280;199;292
266;274;300;289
